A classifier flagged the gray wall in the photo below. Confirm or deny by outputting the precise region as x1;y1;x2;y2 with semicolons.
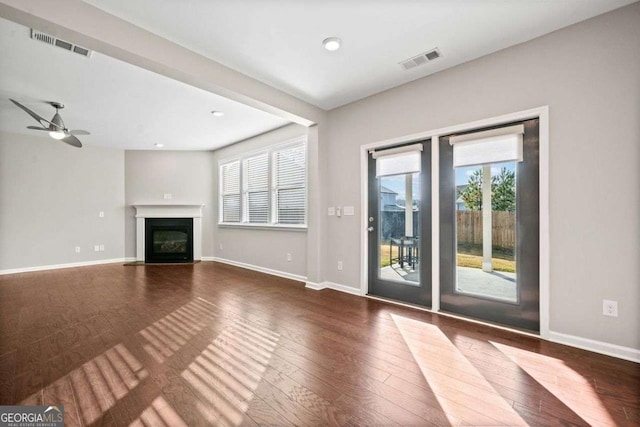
324;4;640;349
212;124;308;278
0;132;125;270
124;150;216;258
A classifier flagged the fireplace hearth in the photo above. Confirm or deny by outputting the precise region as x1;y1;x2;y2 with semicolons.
145;218;193;263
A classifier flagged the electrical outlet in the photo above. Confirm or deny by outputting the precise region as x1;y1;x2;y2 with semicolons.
603;300;618;317
163;193;172;200
337;261;343;271
75;246;81;253
99;244;105;252
94;245;100;252
99;211;104;218
286;253;292;262
219;244;223;250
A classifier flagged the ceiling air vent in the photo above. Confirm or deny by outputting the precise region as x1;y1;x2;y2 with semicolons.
400;48;441;71
30;29;93;58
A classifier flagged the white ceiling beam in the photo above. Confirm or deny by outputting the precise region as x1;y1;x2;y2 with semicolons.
0;0;324;127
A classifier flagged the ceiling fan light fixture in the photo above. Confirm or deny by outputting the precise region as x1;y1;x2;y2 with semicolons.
211;111;224;117
323;37;341;51
49;130;66;140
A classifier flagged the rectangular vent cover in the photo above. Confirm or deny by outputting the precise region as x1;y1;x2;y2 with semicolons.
31;29;93;58
400;48;441;70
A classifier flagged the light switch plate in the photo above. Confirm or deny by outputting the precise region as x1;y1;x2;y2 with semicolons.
344;206;355;216
328;207;335;216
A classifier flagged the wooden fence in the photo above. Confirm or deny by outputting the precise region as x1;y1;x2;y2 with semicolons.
457;211;515;249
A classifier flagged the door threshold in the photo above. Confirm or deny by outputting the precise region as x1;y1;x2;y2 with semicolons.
365;294;540;340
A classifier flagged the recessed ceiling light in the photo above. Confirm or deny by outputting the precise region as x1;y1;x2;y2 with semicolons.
211;111;224;117
154;143;164;148
323;37;341;52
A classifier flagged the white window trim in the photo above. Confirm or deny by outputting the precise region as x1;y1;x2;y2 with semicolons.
218;137;308;229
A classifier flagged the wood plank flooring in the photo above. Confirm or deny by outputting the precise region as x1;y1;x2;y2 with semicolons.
0;262;638;426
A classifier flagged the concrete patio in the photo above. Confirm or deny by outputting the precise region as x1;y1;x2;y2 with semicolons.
380;264;517;301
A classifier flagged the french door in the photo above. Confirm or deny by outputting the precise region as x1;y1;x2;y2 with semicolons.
439;119;540;332
367;140;431;307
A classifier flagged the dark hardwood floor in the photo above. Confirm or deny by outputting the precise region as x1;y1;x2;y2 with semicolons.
0;262;638;426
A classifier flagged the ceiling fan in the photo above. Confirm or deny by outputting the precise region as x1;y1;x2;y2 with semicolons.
9;99;90;148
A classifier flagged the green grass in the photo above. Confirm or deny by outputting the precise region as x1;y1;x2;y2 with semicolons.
457;243;515;272
380;243;399;267
377;241;515;272
457;253;515;273
457;242;514;259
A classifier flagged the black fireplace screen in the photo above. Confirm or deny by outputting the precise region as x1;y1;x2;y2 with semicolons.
145;218;193;262
153;230;188;254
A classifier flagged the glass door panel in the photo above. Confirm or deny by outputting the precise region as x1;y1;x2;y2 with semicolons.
455;162;517;302
378;173;421;286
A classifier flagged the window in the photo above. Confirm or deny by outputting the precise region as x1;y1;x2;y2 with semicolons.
274;144;306;224
220;161;240;222
219;139;306;227
244;153;269;223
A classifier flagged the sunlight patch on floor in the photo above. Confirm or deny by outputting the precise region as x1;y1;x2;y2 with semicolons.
22;344;149;426
181;321;280;426
139;298;219;362
391;313;527;426
129;396;188;427
491;341;617;427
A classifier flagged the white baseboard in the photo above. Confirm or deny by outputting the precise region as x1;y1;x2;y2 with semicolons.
549;330;640;363
304;281;363;296
12;255;628;363
306;280;639;364
323;281;364;296
211;257;307;283
200;256;215;261
305;281;326;290
0;258;134;275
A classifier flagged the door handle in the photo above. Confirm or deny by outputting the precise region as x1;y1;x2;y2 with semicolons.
367;227;374;232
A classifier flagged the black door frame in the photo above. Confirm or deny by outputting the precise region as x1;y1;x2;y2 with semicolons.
367;140;432;307
439;119;540;332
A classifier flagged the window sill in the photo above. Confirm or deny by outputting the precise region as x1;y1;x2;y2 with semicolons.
218;222;307;231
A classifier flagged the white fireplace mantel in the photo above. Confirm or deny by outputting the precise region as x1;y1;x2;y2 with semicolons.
134;204;204;262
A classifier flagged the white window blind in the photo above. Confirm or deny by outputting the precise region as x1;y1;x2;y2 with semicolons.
244;153;269;223
274;144;306;224
218;138;307;227
372;143;423;177
450;124;524;168
221;161;241;222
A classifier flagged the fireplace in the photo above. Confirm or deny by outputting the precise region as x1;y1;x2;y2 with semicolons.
145;218;193;263
134;204;203;262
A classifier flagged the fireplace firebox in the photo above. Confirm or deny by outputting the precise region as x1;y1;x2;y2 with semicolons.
145;218;193;263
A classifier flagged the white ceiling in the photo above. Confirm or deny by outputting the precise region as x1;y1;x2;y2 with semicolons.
83;0;636;110
0;17;289;150
1;2;634;150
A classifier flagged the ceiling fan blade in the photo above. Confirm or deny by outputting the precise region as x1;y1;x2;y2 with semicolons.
70;129;90;136
26;126;51;131
61;133;82;148
9;99;52;127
